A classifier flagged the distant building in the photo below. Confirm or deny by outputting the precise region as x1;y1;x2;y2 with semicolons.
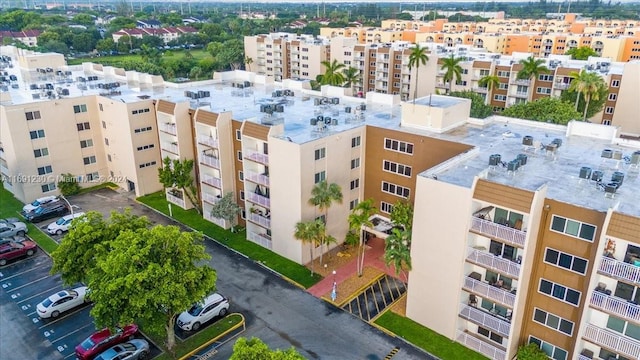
136;19;162;29
112;27;199;44
0;30;42;47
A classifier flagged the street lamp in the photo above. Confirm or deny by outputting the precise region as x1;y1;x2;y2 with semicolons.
59;195;73;216
331;270;337;302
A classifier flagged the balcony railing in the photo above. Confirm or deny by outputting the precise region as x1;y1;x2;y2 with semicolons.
200;154;220;169
248;213;271;229
202;192;221;205
245;170;269;187
511;79;530;85
162;143;179;155
577;355;592;360
512;91;528;98
166;191;185;208
463;277;516;308
197;136;218;148
201;174;221;189
555;83;570;90
469;217;526;248
456;331;506;360
246;192;270;208
591;291;640;323
203;212;226;228
598;256;640;285
248;232;272;250
160;122;177;135
459;304;511;337
583;324;640;359
467;247;521;279
473;87;488;93
244;151;269;165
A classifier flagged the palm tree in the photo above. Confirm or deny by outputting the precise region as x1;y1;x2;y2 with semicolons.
569;70;605;120
516;55;549;84
407;44;429;103
189;66;202;81
478;74;500;105
294;221;318;275
348;199;375;276
308;180;343;265
441;55;464;94
244;56;253;72
342;66;360;95
383;227;412;282
318;59;346;86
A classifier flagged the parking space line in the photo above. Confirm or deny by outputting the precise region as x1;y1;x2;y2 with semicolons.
17;285;63;304
51;322;94;343
0;263;51;281
63;353;77;359
7;275;55;293
37;304;91;330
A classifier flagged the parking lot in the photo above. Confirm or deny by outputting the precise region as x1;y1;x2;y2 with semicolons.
0;250;161;360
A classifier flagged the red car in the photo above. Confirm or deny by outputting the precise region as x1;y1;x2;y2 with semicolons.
75;324;139;360
0;239;37;266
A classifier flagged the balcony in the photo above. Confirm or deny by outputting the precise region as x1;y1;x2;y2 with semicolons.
248;231;272;250
204;212;226;228
512;91;528;98
197;136;218;148
162;142;179;155
463;277;516;308
473;87;489;93
511;79;530;85
202;192;221;205
245;170;269;187
456;331;506;360
590;291;640;323
555;83;570;90
166;190;185;208
200;154;220;169
459;304;511;337
201;174;221;189
467;247;521;279
160;122;177;135
469;217;526;248
244;151;269;165
599;256;640;285
583;324;640;359
246;192;270;208
248;212;271;229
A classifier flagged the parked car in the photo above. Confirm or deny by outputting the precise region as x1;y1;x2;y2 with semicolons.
176;293;229;331
0;221;28;238
25;202;69;223
75;324;139;360
0;234;30;246
94;339;149;360
37;286;89;318
0;238;37;266
0;217;20;224
47;212;85;235
22;195;59;214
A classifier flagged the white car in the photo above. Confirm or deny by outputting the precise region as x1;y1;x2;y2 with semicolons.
176;293;229;331
22;195;59;213
37;286;89;318
47;212;85;235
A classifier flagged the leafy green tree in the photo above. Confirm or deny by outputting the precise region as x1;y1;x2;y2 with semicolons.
51;210;151;285
448;90;493;119
189;66;203;81
441;55;464;94
210;192;242;230
317;59;346;86
516;56;549;82
41;40;69;54
567;70;607;120
218;39;245;70
516;343;548;360
89;225;217;352
478;74;500;104
230;337;305;360
294;220;320;275
308;180;342;264
95;38;116;53
384;227;412;282
342;66;360;94
244;56;253;72
158;157;201;214
57;173;81;196
566;46;599;60
390;201;414;230
140;44;161;65
72;32;97;53
407;44;429;103
348;199;375;276
72;13;95;27
501;97;581;125
37;31;61;45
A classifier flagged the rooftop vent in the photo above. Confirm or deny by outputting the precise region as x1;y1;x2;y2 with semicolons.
507;159;520;172
579;167;592;179
612;150;623;160
601;149;613;159
611;171;624;186
489;154;501;166
516;154;528;166
551;138;562;147
522;135;533;146
591;170;604;182
631;151;640;165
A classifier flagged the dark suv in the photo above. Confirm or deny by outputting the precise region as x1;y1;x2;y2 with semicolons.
25;203;69;223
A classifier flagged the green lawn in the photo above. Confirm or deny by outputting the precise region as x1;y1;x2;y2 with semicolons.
0;187;59;253
374;311;489;360
67;49;210;66
137;192;322;288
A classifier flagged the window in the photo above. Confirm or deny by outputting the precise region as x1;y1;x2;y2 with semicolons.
131;108;150;115
139;161;157;169
37;165;53;175
383;160;412;177
134;126;153;133
497;70;510;77
550;215;596;241
314;148;326;160
99;103;103;111
350;179;360;190
533;308;574;336
536;87;551;94
611;79;620;87
381;181;410;199
41;183;56;193
607;314;640;341
83;156;97;165
384;138;414;154
77;122;91;131
136;144;155;151
349;199;359;210
380;201;394;214
80;139;93;148
498;83;509;90
86;172;99;181
29;129;45;139
544;248;588;274
539;278;581;306
104;138;109;146
34;148;49;158
25;111;41;120
240;191;245;200
477;327;503;344
494;94;507;101
314;171;326;184
528;336;568;360
351;136;361;148
605;106;614;114
239;171;244;181
102;121;106;129
107;154;112;162
608;93;617;101
351;158;360;169
539;74;554;81
73;104;87;113
237;151;243;161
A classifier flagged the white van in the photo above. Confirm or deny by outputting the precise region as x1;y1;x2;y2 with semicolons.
47;212;85;235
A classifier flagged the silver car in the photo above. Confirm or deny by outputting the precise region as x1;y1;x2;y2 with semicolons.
0;222;27;238
94;339;149;360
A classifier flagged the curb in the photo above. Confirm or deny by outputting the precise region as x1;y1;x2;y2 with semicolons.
369;292;407;324
179;313;246;360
